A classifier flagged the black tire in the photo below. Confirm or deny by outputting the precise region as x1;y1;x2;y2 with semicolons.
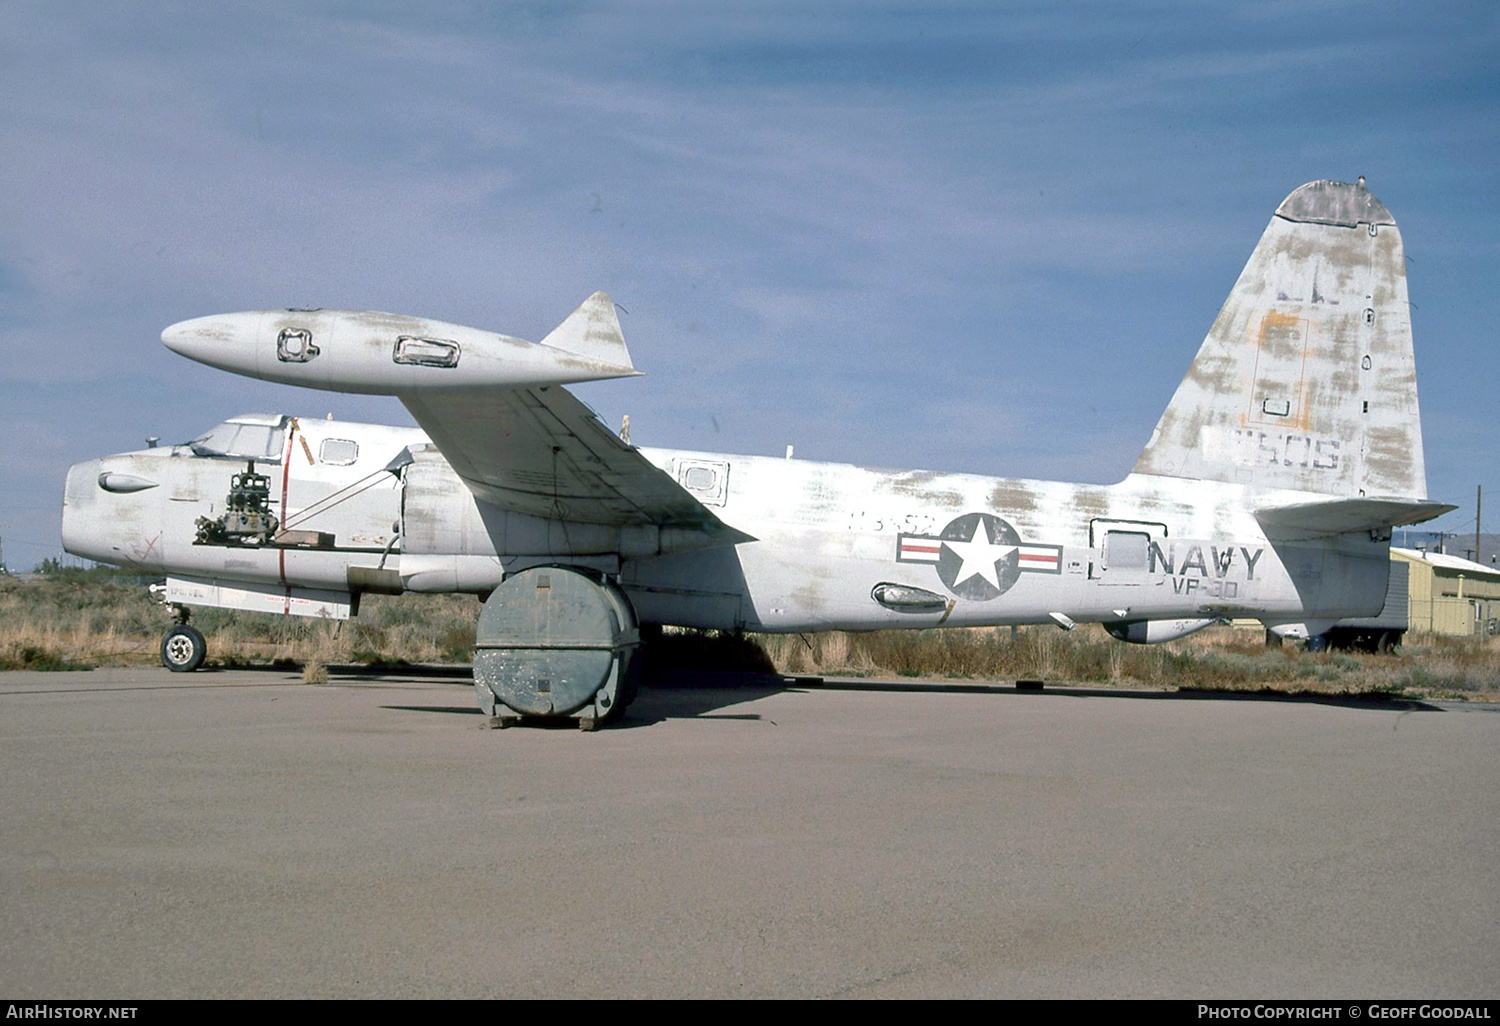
161;625;207;672
1377;631;1398;655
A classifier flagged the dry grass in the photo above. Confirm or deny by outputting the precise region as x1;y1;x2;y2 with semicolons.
0;570;478;670
754;623;1500;698
3;570;1496;699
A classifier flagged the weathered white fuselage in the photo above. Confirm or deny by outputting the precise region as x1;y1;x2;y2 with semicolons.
63;416;1386;636
626;449;1386;633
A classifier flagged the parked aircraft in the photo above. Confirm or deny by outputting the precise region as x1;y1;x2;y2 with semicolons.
62;179;1453;726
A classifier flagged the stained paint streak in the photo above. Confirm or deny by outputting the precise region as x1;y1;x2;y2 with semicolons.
279;419;297;587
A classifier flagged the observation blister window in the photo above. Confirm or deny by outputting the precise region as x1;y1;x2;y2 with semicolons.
276;328;319;363
393;336;461;368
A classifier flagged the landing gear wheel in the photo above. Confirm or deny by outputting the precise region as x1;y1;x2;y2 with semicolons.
1377;631;1397;655
161;625;207;672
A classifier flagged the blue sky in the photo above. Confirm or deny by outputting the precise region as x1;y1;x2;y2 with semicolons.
2;1;1496;569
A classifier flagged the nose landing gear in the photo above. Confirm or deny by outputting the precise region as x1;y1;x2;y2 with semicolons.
150;587;208;672
161;622;207;672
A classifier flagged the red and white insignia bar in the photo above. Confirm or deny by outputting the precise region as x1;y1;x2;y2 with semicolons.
1017;544;1062;574
897;537;944;563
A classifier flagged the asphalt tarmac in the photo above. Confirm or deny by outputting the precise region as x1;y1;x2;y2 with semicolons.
1;665;1496;999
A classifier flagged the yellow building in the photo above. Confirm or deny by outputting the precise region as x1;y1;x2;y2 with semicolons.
1392;548;1500;636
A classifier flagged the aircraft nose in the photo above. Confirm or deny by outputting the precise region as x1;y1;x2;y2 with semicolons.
62;456;168;569
60;459;102;560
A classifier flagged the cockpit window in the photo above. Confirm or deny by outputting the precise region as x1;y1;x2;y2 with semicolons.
189;421;285;460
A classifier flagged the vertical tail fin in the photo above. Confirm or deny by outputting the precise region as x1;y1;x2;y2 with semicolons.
540;291;633;370
1133;179;1428;499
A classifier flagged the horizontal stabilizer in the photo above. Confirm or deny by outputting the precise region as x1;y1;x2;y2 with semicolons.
1255;497;1456;535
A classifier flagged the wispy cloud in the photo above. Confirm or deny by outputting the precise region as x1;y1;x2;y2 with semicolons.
0;1;1493;567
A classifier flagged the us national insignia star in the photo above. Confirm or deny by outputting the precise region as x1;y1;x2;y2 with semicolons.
896;512;1062;602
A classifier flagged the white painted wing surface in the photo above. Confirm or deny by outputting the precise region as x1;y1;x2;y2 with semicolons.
401;385;733;530
398;293;747;541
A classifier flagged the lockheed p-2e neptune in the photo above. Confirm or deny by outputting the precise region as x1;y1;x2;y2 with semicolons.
63;179;1452;726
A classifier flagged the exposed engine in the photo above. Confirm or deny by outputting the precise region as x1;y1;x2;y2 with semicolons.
194;461;279;545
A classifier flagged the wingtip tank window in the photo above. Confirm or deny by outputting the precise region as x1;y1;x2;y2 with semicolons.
393;336;461;369
276;328;319;363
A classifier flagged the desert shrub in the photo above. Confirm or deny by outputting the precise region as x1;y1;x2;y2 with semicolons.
0;642;94;671
3;573;1497;698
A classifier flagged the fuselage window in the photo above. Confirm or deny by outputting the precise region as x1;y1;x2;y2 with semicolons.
675;459;729;506
319;438;359;465
1104;530;1150;571
683;466;718;492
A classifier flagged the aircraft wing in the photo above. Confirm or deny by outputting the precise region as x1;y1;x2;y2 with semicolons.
160;291;751;544
398;293;750;543
401;384;742;533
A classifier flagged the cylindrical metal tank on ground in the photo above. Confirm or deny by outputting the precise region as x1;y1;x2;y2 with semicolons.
473;566;639;727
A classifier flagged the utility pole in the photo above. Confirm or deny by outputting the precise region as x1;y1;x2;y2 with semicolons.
1476;485;1482;567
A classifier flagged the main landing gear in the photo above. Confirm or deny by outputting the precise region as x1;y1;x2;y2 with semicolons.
472;566;641;731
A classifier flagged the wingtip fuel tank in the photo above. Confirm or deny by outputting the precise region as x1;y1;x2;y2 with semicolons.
162;293;638;396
